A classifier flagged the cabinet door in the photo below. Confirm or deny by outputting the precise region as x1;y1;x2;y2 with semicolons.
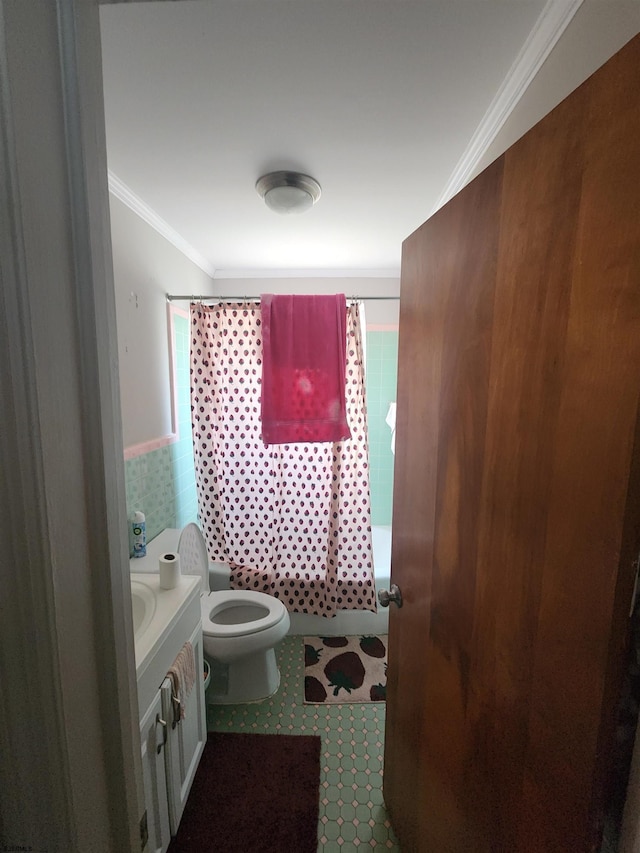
140;690;170;853
162;621;206;835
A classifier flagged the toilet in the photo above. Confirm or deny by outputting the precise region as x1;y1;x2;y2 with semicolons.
177;523;290;704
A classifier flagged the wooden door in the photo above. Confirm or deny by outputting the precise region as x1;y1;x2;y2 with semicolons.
384;33;640;853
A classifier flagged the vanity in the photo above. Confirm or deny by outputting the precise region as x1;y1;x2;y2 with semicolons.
131;535;206;853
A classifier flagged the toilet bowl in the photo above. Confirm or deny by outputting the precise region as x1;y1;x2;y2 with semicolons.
177;523;290;704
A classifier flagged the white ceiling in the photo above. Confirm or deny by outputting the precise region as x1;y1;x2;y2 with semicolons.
99;0;640;279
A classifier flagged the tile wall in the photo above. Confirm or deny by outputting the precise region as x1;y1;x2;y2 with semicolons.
124;318;399;547
365;331;398;526
124;312;198;547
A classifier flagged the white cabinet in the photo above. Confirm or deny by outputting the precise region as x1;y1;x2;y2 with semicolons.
140;690;171;853
161;621;206;834
134;576;206;853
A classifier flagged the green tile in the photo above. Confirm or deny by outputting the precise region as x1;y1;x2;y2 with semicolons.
204;636;399;850
368;786;385;807
326;739;341;756
325;769;341;786
339;802;356;822
325;754;340;771
324;801;340;821
324;817;340;840
355;803;371;823
340;822;357;842
352;742;368;760
372;820;390;842
339;753;355;772
354;786;371;805
125;456;140;483
356;820;373;842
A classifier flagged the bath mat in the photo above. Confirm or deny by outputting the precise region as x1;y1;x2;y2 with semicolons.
304;635;387;703
167;732;321;853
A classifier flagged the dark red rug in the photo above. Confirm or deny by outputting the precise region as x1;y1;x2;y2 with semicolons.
167;732;321;853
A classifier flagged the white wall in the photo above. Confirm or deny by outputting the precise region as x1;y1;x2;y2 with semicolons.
110;194;214;448
111;202;401;452
472;0;640;180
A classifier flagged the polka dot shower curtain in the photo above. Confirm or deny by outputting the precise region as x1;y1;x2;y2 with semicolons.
190;301;376;616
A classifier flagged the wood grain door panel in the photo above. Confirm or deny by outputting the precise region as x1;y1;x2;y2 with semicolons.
384;33;640;853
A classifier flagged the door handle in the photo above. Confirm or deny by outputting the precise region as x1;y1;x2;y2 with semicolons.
155;713;167;754
171;694;181;728
378;584;403;608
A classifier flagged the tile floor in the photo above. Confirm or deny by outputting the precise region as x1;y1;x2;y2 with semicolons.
206;635;400;851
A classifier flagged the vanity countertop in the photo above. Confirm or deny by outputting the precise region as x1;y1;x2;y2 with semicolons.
130;571;200;678
129;528;181;574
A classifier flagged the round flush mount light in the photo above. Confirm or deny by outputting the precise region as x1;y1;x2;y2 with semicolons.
255;171;321;214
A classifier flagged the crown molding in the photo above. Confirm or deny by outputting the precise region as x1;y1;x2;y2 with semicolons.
107;0;583;273
212;268;400;280
434;0;584;213
107;174;397;279
107;170;216;277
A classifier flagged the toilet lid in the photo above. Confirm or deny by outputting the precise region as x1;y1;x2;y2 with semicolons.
177;523;209;592
201;590;286;637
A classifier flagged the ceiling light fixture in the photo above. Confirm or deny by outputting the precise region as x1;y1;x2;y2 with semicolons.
255;171;321;215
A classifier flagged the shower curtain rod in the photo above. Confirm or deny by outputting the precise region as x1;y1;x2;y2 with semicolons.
166;293;400;302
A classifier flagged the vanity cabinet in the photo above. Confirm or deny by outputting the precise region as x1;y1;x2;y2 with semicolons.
161;620;206;835
133;572;206;853
139;621;206;852
140;690;171;853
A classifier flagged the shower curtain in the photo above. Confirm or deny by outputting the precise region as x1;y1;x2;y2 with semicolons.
189;301;376;616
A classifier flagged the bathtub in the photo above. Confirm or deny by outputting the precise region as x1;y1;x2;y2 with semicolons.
145;526;392;637
287;525;392;637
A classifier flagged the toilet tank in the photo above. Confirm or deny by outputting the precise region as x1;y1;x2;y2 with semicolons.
208;561;231;591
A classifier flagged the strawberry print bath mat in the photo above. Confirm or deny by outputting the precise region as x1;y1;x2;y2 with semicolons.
303;635;387;704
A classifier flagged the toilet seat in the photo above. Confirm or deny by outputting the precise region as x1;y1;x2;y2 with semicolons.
177;522;210;588
201;590;287;638
177;523;289;701
178;522;288;640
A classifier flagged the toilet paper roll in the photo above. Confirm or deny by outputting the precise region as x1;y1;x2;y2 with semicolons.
159;552;180;590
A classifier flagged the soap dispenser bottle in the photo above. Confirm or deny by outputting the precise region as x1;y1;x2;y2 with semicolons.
131;511;146;557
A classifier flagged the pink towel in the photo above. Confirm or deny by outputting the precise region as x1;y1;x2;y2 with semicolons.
260;294;351;445
167;641;196;722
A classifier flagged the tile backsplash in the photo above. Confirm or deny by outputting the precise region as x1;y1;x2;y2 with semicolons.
365;330;398;526
124;312;197;550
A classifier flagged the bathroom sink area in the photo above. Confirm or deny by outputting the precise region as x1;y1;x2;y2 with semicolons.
130;571;201;713
131;578;156;639
130;548;206;851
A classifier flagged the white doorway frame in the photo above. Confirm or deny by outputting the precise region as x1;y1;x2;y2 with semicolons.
0;1;145;849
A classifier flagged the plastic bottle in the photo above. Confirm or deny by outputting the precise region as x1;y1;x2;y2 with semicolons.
131;511;146;557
